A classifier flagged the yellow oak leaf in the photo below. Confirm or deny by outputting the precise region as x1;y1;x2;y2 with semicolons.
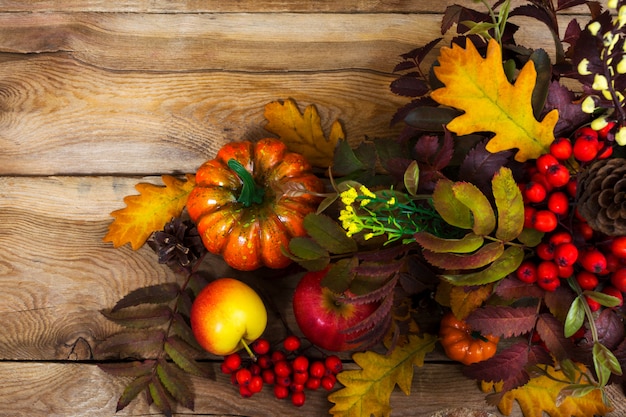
450;283;494;320
264;99;344;167
104;174;196;250
328;333;437;417
431;38;558;162
496;365;612;417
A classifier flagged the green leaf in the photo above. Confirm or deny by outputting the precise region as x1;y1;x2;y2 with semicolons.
404;106;462;131
116;374;152;412
414;231;484;253
593;342;622;387
403;160;419;196
165;336;211;378
452;181;496;236
492;166;524;242
112;283;180;312
322;257;358;293
530;49;552;119
156;359;195;411
423;241;504;270
148;379;173;417
564;296;585;338
584;290;623;308
432;178;472;229
284;237;330;271
441;245;524;286
516;227;544;247
304;213;358;254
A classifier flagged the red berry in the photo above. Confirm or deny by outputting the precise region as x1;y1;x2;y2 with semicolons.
580;248;607;274
274;360;292;378
524;182;547;203
283;335;301;352
321;374;337;391
257;354;272;369
573;128;599;162
536;242;555;261
516;260;538;283
566;178;577;198
602;285;624;307
524;205;537;228
610;268;626;292
290;382;305;393
553;242;579;267
305;377;321;390
292;355;309;373
221;362;234;374
239;384;253;398
262;369;276;385
597;121;616;139
575;222;594;241
550;137;573;160
575;126;599;142
275;375;292;387
293;371;309;385
537;261;559;281
252;338;270;355
309;361;326;379
547;191;570;216
271;350;287;362
597;143;613;159
585;295;601;312
532;210;558;233
545;164;570;188
223;353;242;372
537;276;560;291
610;236;626;259
557;264;574;279
324;355;343;375
249;375;264;393
236;368;252;386
548;230;573;246
575;271;599;291
273;384;289;399
291;391;306;407
536;154;559;174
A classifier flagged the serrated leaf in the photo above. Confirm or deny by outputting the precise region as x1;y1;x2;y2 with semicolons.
497;364;612;417
466;305;537;338
414;231;484;253
156;359;195;411
432;178;472;229
423;241;504;270
564;296;586;338
536;314;577;362
264;99;344;168
116;374;152;412
111;283;180;312
165;336;211;378
304;213;358;254
104;174;196;250
431;38;558;162
98;360;156;378
95;330;166;359
452;181;496;236
148;379;173;417
328;333;437;417
441;245;524;286
101;305;172;329
403;161;419;196
449;284;493;320
171;313;204;351
288;236;328;260
492;167;524;242
322;257;358;293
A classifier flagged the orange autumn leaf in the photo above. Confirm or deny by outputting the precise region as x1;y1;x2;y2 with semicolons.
104;174;196;250
328;333;437;417
264;99;345;168
496;365;612;417
431;38;558;162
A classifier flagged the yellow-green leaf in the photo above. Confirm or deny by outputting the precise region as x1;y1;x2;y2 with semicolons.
328;333;437;417
103;174;196;250
432;178;472;229
264;98;344;168
414;231;484;254
422;241;504;270
450;283;494;320
431;38;558;162
492;166;524;242
452;181;496;236
441;245;524;286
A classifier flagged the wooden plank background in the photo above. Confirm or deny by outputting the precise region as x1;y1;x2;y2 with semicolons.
0;1;623;416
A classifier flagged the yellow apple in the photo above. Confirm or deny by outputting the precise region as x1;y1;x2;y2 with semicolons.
190;278;267;356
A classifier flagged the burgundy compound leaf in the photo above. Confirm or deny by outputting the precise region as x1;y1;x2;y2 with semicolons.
156;358;195;411
466;305;537;338
463;341;530;385
494;275;544;300
390;75;430;97
536;313;577;361
117;374;152;412
148;378;173;417
94;329;166;359
594;308;625;350
98;360;156;378
112;283;180;312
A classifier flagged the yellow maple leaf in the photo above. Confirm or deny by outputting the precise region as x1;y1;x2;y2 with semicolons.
264;98;344;167
496;365;612;417
431;38;558;162
103;174;196;250
328;333;437;417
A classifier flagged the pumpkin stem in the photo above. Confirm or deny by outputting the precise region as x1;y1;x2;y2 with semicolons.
227;158;265;207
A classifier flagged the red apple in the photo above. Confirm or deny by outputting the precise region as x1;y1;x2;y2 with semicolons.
292;268;379;352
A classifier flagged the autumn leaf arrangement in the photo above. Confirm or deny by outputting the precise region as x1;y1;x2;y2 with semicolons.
98;0;626;416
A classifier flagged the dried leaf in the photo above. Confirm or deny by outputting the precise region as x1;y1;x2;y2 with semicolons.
497;364;612;417
328;333;437;417
111;283;180;312
264;99;344;168
104;174;196;250
403;161;420;196
449;284;493;320
431;38;558;162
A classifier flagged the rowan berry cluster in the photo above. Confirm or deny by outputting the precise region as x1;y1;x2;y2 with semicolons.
220;335;342;407
516;126;626;307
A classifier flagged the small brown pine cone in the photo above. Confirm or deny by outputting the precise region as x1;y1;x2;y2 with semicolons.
576;157;626;236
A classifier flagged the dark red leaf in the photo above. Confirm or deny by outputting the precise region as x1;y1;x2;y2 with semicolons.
594;309;625;350
95;330;166;359
544;284;577;322
463;341;530;383
101;305;172;329
510;4;555;33
466;305;537;338
117;374;152;412
345;273;398;305
458;140;514;197
112;283;180;312
390;75;429;97
536;313;577;361
542;81;590;138
98;360;156;378
494;275;544;300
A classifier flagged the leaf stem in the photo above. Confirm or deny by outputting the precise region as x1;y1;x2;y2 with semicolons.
227;159;265;207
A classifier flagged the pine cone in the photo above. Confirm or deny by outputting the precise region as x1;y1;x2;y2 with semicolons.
148;217;205;270
577;158;626;236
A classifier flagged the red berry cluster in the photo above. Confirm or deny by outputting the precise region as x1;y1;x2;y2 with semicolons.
516;126;626;306
220;335;342;407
